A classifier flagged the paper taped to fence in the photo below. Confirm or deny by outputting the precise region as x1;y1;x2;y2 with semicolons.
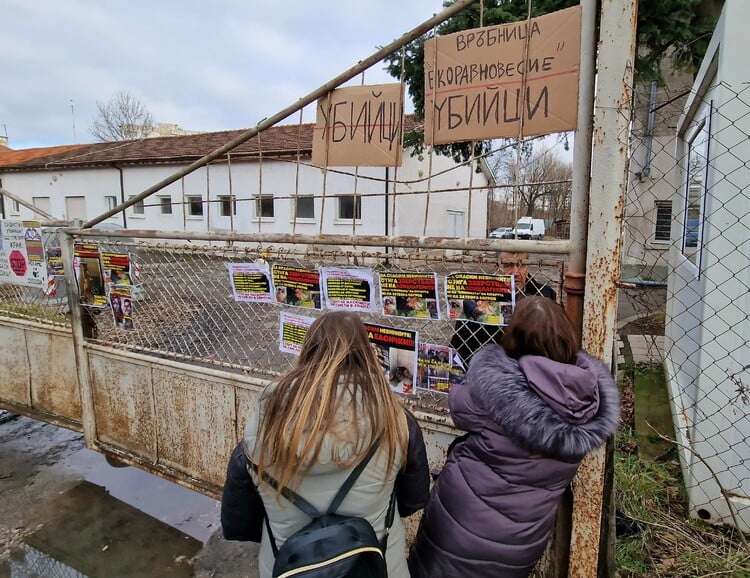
311;83;404;167
279;312;314;356
424;5;581;144
0;219;46;288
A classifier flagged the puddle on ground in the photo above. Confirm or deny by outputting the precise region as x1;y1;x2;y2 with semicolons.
1;480;201;577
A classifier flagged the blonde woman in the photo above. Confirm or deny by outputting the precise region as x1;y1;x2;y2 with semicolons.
221;311;430;578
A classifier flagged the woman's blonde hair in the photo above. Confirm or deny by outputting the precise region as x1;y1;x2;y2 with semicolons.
256;311;408;493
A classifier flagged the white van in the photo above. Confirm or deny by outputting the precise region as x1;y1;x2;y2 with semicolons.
514;217;546;240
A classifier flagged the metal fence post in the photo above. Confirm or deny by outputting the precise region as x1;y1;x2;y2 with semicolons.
569;0;638;576
60;230;98;445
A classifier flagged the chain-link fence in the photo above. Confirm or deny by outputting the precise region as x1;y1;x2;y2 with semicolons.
622;73;750;538
0;228;70;327
61;236;566;416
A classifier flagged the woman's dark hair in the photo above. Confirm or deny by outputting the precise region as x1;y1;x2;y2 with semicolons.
502;297;578;363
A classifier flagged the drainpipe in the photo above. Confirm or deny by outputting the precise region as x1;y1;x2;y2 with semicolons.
0;178;5;219
640;81;658;179
565;0;597;343
384;167;390;262
116;166;127;228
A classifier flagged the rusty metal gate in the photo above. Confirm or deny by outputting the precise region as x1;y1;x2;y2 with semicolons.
0;1;639;576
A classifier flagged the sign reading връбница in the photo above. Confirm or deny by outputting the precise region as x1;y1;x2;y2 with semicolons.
424;5;581;144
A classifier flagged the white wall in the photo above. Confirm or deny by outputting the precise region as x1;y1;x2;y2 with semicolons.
666;0;750;532
2;150;488;239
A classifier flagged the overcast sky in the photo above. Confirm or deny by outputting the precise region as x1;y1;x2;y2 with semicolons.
1;0;445;150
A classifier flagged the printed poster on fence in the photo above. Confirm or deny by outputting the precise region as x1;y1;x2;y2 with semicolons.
320;267;376;312
424;5;582;144
74;243;107;308
311;83;404;168
379;272;440;320
417;343;466;395
101;252;133;292
227;262;275;303
0;219;46;287
42;245;64;298
109;285;135;331
445;272;515;325
279;311;315;356
272;264;322;309
364;323;418;395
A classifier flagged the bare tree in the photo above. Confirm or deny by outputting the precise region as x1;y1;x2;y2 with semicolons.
89;89;155;141
492;145;572;222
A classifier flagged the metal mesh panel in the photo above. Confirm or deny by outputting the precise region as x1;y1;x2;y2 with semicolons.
623;78;750;533
0;228;70;327
77;238;565;414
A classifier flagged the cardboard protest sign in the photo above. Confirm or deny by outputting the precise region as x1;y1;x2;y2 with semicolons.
424;5;581;144
445;272;515;326
379;272;440;319
311;83;404;167
365;323;418;395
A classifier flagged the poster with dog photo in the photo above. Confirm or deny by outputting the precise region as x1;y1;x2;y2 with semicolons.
416;342;466;394
363;323;418;395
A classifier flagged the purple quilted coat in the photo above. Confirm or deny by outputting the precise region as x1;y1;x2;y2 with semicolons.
408;344;620;578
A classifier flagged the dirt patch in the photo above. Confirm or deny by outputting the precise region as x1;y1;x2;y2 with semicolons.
619;312;665;336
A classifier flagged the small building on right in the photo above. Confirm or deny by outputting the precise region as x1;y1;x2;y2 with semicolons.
665;0;750;533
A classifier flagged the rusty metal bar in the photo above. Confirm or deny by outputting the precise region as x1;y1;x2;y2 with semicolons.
59;230;98;446
74;227;571;254
81;0;481;229
0;187;57;221
568;1;639;577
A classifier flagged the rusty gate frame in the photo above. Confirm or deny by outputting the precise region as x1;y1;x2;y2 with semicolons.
0;0;638;575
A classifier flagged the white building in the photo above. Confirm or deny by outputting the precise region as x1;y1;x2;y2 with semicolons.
665;0;750;532
0;121;491;240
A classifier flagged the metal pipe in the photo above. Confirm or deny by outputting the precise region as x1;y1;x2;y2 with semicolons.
59;231;99;446
0;186;57;221
568;1;639;577
73;227;571;254
82;0;481;229
641;80;658;179
565;0;597;342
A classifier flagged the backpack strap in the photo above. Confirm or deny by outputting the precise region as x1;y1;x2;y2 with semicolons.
242;438;384;555
325;438;381;515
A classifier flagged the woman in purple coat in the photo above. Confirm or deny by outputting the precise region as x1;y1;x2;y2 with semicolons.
409;297;620;578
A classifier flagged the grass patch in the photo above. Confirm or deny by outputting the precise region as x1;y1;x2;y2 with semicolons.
616;371;750;577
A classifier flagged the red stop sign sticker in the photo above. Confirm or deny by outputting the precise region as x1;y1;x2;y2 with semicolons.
9;250;27;277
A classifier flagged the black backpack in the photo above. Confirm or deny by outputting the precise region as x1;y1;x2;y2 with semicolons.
247;440;396;578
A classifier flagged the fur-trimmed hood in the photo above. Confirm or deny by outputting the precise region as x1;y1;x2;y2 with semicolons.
462;345;620;461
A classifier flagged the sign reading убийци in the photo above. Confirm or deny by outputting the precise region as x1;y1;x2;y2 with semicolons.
424;5;581;144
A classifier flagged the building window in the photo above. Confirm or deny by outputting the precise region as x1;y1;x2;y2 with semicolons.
337;195;361;220
10;199;20;214
105;196;118;211
255;195;274;219
295;196;315;220
219;195;237;217
187;195;204;217
128;195;145;215
654;201;672;242
159;196;173;215
682;104;711;266
32;196;52;216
